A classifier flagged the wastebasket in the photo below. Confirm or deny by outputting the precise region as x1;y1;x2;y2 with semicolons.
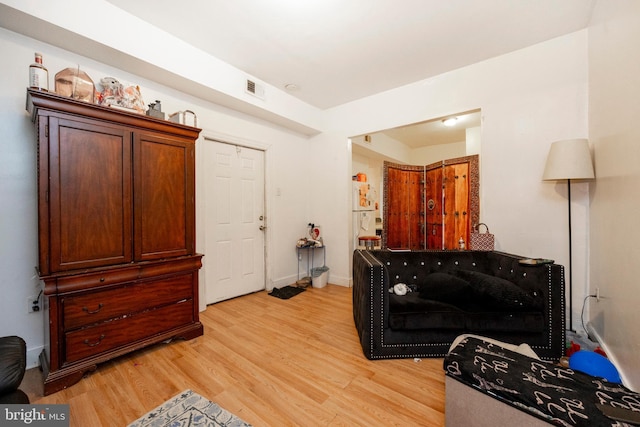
311;266;330;288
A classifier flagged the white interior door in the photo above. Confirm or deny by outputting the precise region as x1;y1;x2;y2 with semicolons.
204;140;265;304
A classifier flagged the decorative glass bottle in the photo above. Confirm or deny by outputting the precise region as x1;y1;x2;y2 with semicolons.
29;52;49;91
55;67;95;103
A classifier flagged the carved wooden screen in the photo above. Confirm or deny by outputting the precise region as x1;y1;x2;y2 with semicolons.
383;155;479;250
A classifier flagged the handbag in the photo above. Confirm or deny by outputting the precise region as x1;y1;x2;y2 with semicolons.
469;223;494;251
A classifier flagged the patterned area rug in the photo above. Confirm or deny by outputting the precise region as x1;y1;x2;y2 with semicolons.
128;389;252;427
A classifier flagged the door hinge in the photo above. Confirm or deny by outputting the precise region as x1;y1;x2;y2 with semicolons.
45;124;49;138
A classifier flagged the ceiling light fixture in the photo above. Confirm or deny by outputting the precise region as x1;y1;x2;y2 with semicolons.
442;117;458;127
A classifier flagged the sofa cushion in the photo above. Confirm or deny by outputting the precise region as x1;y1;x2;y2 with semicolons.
389;293;465;330
465;311;545;332
417;272;474;304
453;270;542;311
389;292;543;332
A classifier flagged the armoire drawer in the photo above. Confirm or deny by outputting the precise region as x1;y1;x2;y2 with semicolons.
63;274;194;330
64;299;194;363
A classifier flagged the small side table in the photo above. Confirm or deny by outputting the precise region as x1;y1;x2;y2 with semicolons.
296;245;326;281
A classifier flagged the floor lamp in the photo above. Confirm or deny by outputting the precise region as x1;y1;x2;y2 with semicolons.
543;139;595;332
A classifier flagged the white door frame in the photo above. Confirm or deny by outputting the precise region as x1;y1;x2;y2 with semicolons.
196;131;271;310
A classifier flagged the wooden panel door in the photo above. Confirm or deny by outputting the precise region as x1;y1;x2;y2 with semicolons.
425;164;443;249
134;132;195;261
407;170;425;250
453;162;470;248
384;165;425;250
442;164;456;249
47;116;132;273
384;167;409;249
442;162;470;249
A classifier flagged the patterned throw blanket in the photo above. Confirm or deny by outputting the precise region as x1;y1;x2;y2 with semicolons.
444;336;640;426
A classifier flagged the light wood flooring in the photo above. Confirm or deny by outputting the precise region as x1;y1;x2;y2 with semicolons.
21;284;446;426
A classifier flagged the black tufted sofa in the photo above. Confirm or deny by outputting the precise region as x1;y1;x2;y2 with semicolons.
352;250;565;361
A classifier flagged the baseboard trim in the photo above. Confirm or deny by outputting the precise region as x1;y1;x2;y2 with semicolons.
586;322;632;388
26;344;44;369
270;273;352;290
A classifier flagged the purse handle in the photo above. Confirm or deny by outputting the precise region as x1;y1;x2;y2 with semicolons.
473;223;489;233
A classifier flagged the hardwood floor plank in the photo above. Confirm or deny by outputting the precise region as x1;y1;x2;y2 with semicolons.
65;392;103;427
21;284;446;426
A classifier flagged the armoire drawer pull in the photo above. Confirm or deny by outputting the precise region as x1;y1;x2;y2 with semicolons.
83;334;105;347
82;303;104;314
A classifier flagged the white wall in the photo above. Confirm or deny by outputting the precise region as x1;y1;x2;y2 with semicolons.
411;141;466;165
352;133;412;164
588;0;640;390
0;28;311;366
0;29;43;369
466;126;482;156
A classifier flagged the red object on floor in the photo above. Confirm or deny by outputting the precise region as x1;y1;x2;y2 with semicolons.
594;346;607;357
566;341;581;357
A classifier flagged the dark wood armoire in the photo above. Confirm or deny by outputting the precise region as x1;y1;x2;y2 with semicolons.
383;155;479;250
27;89;204;395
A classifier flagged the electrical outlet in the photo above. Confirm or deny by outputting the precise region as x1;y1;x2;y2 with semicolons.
596;287;600;302
27;294;40;313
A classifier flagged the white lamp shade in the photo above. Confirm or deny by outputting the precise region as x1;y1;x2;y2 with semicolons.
543;138;595;180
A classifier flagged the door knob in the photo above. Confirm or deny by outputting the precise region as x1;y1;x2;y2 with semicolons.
259;225;266;231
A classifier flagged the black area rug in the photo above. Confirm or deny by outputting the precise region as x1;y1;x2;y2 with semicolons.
269;285;305;300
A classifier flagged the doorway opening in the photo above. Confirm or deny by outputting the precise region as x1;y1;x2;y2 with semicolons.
350;109;481;251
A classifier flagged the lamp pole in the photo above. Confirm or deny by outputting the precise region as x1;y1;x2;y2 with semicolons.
542;138;594;334
567;178;574;332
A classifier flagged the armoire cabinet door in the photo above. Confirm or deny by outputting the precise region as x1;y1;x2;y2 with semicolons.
133;132;195;260
47;117;133;273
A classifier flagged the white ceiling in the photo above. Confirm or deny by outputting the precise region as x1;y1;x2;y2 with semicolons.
96;1;595;148
106;0;595;111
380;110;482;148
